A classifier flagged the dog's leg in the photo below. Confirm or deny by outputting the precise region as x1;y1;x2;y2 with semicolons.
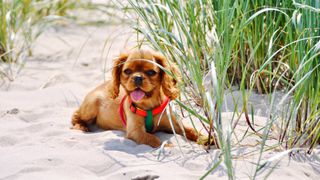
72;110;89;132
71;95;99;132
126;118;161;148
126;130;161;148
181;126;199;142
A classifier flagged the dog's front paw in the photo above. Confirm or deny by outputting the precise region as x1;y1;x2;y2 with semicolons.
147;135;161;148
127;131;161;148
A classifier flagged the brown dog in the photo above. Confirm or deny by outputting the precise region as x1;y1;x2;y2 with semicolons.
71;49;198;147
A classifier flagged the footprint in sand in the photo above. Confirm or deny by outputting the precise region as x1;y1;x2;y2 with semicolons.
17;110;52;123
7;158;63;178
16;122;51;133
0;135;21;147
0;108;20;118
3;167;47;179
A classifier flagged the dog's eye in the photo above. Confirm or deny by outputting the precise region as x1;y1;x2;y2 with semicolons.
123;69;132;75
145;70;156;76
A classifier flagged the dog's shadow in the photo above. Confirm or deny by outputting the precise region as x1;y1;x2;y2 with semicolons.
103;132;152;154
103;131;178;155
85;124;155;154
86;124;190;156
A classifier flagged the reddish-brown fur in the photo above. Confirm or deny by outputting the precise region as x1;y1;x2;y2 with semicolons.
71;49;198;147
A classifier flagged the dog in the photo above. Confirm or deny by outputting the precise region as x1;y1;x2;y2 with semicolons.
71;49;199;147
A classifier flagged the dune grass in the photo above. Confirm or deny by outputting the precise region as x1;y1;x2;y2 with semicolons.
0;0;80;81
0;0;126;82
124;0;320;178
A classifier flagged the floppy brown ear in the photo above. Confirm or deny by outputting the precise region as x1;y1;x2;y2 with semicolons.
153;52;181;100
109;52;128;99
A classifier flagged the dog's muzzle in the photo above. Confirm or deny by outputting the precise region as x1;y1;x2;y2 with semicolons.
134;76;143;86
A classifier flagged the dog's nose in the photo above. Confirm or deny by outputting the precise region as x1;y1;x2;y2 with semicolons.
134;76;143;86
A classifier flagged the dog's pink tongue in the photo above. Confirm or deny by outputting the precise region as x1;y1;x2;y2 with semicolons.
130;89;145;102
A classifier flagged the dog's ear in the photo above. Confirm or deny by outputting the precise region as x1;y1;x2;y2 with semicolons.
109;52;128;99
153;52;181;100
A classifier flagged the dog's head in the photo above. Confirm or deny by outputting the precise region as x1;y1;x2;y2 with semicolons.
109;49;180;102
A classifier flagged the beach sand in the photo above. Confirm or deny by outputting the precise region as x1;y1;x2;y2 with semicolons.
0;7;319;180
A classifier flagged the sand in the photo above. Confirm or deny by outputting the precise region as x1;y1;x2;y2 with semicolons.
0;5;319;180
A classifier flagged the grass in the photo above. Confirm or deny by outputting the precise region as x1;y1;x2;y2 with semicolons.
124;0;320;178
0;0;80;81
0;0;126;82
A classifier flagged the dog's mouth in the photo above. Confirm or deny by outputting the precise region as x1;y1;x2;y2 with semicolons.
130;88;145;102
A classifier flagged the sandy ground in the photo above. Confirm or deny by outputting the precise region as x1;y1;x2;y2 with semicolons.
0;6;319;180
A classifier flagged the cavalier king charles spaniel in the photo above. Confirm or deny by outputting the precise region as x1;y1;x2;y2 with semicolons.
71;49;199;147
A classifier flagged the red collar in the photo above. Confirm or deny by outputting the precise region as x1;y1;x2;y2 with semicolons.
119;95;170;126
128;97;170;117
